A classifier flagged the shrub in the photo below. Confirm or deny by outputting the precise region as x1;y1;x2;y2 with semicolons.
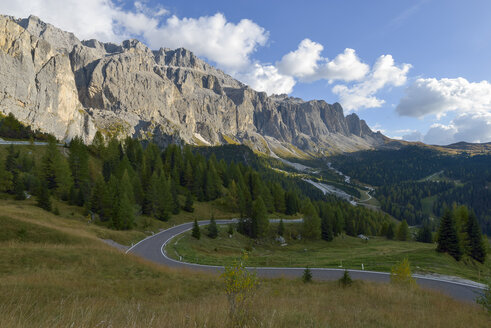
338;270;353;287
390;258;415;286
476;281;491;313
221;253;258;326
302;267;313;283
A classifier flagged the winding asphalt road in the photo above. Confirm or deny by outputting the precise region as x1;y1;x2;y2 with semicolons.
126;220;486;303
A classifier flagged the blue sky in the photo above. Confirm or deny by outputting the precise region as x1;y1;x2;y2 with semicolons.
2;0;491;144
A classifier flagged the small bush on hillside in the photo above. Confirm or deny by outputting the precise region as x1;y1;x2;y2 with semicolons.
221;253;258;326
476;282;491;313
302;267;313;283
338;270;353;287
390;258;415;286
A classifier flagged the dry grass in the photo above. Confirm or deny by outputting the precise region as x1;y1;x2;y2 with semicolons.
0;199;490;327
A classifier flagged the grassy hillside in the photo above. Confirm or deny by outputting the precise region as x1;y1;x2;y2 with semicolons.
1;198;490;327
169;224;491;283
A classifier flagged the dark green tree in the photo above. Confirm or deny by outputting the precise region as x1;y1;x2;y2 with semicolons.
437;210;462;261
192;219;201;240
183;190;194;212
277;218;285;237
13;173;26;200
466;212;487;263
37;182;52;212
171;180;180;215
302;200;321;240
251;196;269;238
208;215;218;239
396;220;410;241
386;223;395;240
321;215;334;241
416;224;433;243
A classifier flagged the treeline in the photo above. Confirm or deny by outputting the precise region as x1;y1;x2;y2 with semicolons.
330;146;491;186
2;134;385;231
330;146;444;185
377;181;454;226
433;181;491;235
0;113;51;141
236;194;393;241
437;205;487;263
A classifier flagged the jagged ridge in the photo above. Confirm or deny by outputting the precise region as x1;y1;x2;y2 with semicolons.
0;14;386;156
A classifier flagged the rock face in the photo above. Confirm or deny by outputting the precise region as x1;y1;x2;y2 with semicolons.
0;15;386;155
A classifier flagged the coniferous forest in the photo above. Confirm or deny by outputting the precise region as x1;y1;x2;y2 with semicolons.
332;146;491;235
0;132;391;237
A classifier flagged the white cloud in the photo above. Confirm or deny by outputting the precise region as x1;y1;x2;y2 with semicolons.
146;13;268;71
402;131;423;142
332;55;412;111
276;39;369;83
1;0;122;42
276;39;323;80
238;63;296;95
396;77;491;118
0;1;268;72
423;112;491;145
369;123;386;134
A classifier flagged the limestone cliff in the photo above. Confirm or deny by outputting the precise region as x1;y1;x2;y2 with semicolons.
0;15;386;156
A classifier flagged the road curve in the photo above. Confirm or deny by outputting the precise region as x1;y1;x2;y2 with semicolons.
126;220;486;303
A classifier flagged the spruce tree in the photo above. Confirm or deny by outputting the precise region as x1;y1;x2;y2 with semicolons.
192;219;201;240
301;200;321;240
0;157;13;192
13;173;26;200
321;215;334;241
37;182;52;212
396;220;410;241
386;223;395;240
437;210;462;261
171;181;180;215
416;224;433;243
183;190;194;212
251;196;269;238
208;215;218;239
277;218;285;237
466;212;486;263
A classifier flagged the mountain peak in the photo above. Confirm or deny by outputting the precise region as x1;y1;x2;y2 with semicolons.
0;14;385;156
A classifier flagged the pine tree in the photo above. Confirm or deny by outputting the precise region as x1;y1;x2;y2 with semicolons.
396;220;410;241
13;173;26;200
171;180;180;215
0;157;13;192
321;215;334;241
192;219;201;240
466;212;486;263
277;218;285;237
302;267;313;283
251;197;269;238
37;182;52;212
416;224;433;243
226;180;240;212
386;223;395;240
183;190;194;212
345;218;356;237
437;210;462;261
302;200;321;240
208;215;218;239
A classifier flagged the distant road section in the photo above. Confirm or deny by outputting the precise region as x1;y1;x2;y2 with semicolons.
127;220;486;303
0;138;49;146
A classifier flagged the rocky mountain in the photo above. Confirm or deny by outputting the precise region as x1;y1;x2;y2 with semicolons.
0;15;386;156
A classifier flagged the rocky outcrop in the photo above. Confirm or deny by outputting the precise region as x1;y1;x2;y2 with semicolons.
0;15;95;143
0;14;386;156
